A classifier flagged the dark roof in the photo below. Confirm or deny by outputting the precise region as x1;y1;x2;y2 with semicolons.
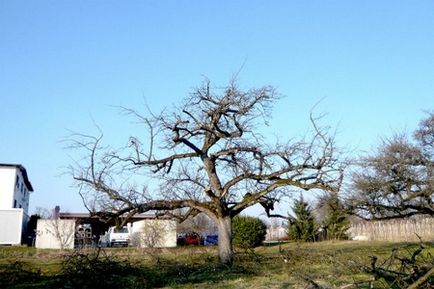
59;212;163;220
58;212;167;225
0;163;34;191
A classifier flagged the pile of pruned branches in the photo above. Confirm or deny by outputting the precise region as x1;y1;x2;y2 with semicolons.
283;243;434;289
365;244;434;289
57;247;141;289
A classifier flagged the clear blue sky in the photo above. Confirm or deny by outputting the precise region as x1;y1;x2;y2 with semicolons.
1;1;433;215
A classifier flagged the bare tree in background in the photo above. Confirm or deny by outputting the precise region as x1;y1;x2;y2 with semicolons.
46;219;76;250
68;80;343;264
177;213;217;236
348;113;434;219
131;220;171;248
34;209;76;250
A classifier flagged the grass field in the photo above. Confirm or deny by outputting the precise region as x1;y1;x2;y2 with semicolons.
0;241;433;289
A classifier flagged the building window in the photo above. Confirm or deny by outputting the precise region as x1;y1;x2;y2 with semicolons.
16;176;19;188
14;200;17;208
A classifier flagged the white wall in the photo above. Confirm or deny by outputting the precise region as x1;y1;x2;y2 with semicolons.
266;225;287;241
0;167;16;209
348;217;434;242
13;169;30;216
131;219;177;248
0;209;23;245
35;219;75;249
0;166;30;215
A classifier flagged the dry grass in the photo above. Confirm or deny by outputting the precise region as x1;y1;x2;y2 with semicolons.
0;241;432;288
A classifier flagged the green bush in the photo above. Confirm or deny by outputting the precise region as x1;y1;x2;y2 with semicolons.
232;215;267;249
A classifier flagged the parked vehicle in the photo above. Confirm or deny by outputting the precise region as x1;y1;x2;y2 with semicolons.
204;234;218;245
177;233;186;246
100;225;131;247
184;232;201;245
177;232;216;246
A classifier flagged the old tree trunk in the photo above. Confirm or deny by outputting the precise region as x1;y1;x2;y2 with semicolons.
216;216;233;264
70;80;343;264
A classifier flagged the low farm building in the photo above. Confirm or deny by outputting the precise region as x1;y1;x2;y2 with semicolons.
35;209;177;249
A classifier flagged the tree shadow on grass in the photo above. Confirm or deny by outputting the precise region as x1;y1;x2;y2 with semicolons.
56;252;258;289
0;249;260;289
0;260;45;289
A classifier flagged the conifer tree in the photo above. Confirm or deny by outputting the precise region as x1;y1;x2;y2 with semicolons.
288;195;317;242
320;193;349;240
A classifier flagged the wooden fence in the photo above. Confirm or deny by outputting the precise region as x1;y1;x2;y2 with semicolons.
348;216;434;242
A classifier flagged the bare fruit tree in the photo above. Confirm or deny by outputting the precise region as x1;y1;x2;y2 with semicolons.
68;80;343;264
348;112;434;219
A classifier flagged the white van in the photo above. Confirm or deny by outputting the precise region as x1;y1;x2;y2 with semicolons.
100;225;131;247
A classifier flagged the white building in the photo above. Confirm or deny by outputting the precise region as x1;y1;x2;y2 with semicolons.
265;224;288;241
131;219;177;248
35;219;76;249
34;209;178;249
0;163;34;245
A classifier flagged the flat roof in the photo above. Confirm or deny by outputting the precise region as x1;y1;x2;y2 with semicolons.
59;212;168;224
0;163;34;191
60;212;160;219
